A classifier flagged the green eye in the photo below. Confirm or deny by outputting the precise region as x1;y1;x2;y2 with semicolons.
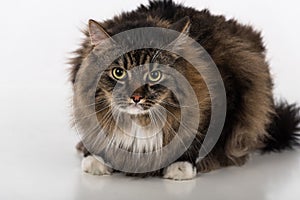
112;67;127;80
148;70;162;82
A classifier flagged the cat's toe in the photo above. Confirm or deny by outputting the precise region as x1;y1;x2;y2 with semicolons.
81;155;112;176
163;162;197;180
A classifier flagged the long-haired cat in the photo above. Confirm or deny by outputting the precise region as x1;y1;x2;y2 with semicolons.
70;0;300;180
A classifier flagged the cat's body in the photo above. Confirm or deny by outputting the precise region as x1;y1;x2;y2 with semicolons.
70;0;300;180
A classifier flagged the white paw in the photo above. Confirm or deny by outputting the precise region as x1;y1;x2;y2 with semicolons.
81;156;112;176
163;162;197;180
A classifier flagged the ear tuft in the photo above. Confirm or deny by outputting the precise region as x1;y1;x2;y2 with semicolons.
167;17;191;51
88;19;110;46
169;16;191;34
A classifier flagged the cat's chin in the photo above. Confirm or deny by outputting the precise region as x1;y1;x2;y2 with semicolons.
124;104;147;115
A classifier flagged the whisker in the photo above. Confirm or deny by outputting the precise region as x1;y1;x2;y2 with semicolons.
159;99;202;109
155;107;205;162
156;106;204;145
154;108;189;151
74;102;115;121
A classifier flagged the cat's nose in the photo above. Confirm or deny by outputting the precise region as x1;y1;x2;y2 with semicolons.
131;95;143;103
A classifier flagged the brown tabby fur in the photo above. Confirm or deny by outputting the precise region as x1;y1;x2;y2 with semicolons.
70;1;300;175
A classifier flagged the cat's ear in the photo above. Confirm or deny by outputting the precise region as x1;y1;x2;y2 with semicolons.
169;16;191;34
167;17;191;52
88;19;111;45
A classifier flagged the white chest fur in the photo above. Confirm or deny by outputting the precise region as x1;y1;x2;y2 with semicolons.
106;120;163;153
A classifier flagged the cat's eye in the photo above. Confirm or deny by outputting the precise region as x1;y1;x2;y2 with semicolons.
112;67;127;80
148;70;162;82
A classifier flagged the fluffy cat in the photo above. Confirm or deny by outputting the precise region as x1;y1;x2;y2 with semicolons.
70;0;300;180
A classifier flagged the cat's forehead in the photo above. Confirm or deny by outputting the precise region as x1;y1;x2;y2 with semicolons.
116;49;155;70
116;49;175;70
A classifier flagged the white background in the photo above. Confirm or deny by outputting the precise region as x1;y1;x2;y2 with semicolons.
0;0;299;200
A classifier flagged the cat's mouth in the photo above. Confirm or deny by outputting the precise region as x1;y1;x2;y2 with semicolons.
112;99;153;115
125;103;146;115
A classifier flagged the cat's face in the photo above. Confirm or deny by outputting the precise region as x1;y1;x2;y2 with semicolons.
97;50;179;115
85;18;192;118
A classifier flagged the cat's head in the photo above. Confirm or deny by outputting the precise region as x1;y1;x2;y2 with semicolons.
87;18;192;116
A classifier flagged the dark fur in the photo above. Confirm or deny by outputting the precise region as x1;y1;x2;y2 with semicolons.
70;0;300;176
262;102;300;152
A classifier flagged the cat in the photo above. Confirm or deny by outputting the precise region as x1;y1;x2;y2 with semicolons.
69;0;300;180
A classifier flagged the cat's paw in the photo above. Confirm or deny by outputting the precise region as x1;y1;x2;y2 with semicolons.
163;162;197;180
81;156;113;176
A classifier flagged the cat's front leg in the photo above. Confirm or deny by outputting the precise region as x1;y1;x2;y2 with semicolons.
81;155;113;176
163;161;197;180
